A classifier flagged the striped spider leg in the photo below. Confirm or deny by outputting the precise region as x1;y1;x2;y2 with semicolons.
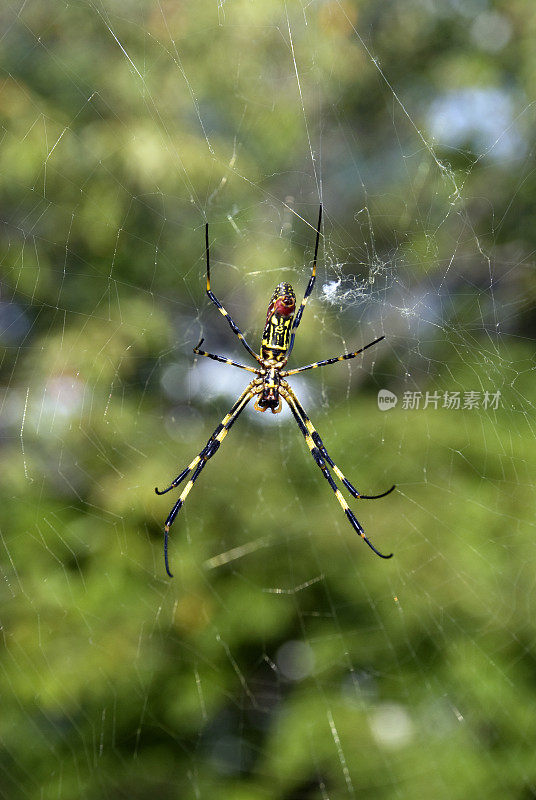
156;204;394;576
192;338;260;374
281;335;387;376
155;382;258;577
204;223;262;364
285;203;323;361
279;382;394;559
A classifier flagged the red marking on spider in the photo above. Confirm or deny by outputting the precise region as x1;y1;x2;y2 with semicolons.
274;297;295;316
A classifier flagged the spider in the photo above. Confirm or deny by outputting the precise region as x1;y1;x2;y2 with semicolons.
156;205;394;577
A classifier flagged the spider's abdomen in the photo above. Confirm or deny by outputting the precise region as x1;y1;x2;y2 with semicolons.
260;282;296;361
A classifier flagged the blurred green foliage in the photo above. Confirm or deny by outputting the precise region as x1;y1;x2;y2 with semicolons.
1;0;536;798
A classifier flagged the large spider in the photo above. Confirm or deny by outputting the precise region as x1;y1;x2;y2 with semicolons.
156;206;394;577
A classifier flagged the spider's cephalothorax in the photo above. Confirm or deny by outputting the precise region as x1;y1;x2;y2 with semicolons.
156;205;395;578
254;365;282;414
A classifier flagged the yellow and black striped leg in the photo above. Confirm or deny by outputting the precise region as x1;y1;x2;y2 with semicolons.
286;385;395;501
156;383;256;576
155;384;255;497
286;204;322;359
282;336;385;377
193;338;261;374
281;388;393;559
205;224;261;364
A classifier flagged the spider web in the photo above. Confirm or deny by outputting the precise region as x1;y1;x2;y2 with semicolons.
1;1;535;798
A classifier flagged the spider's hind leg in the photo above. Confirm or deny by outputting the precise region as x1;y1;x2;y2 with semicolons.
204;224;261;363
285;204;323;361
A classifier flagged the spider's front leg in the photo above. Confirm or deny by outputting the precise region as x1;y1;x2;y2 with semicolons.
155;381;258;577
280;383;393;559
286;385;395;501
